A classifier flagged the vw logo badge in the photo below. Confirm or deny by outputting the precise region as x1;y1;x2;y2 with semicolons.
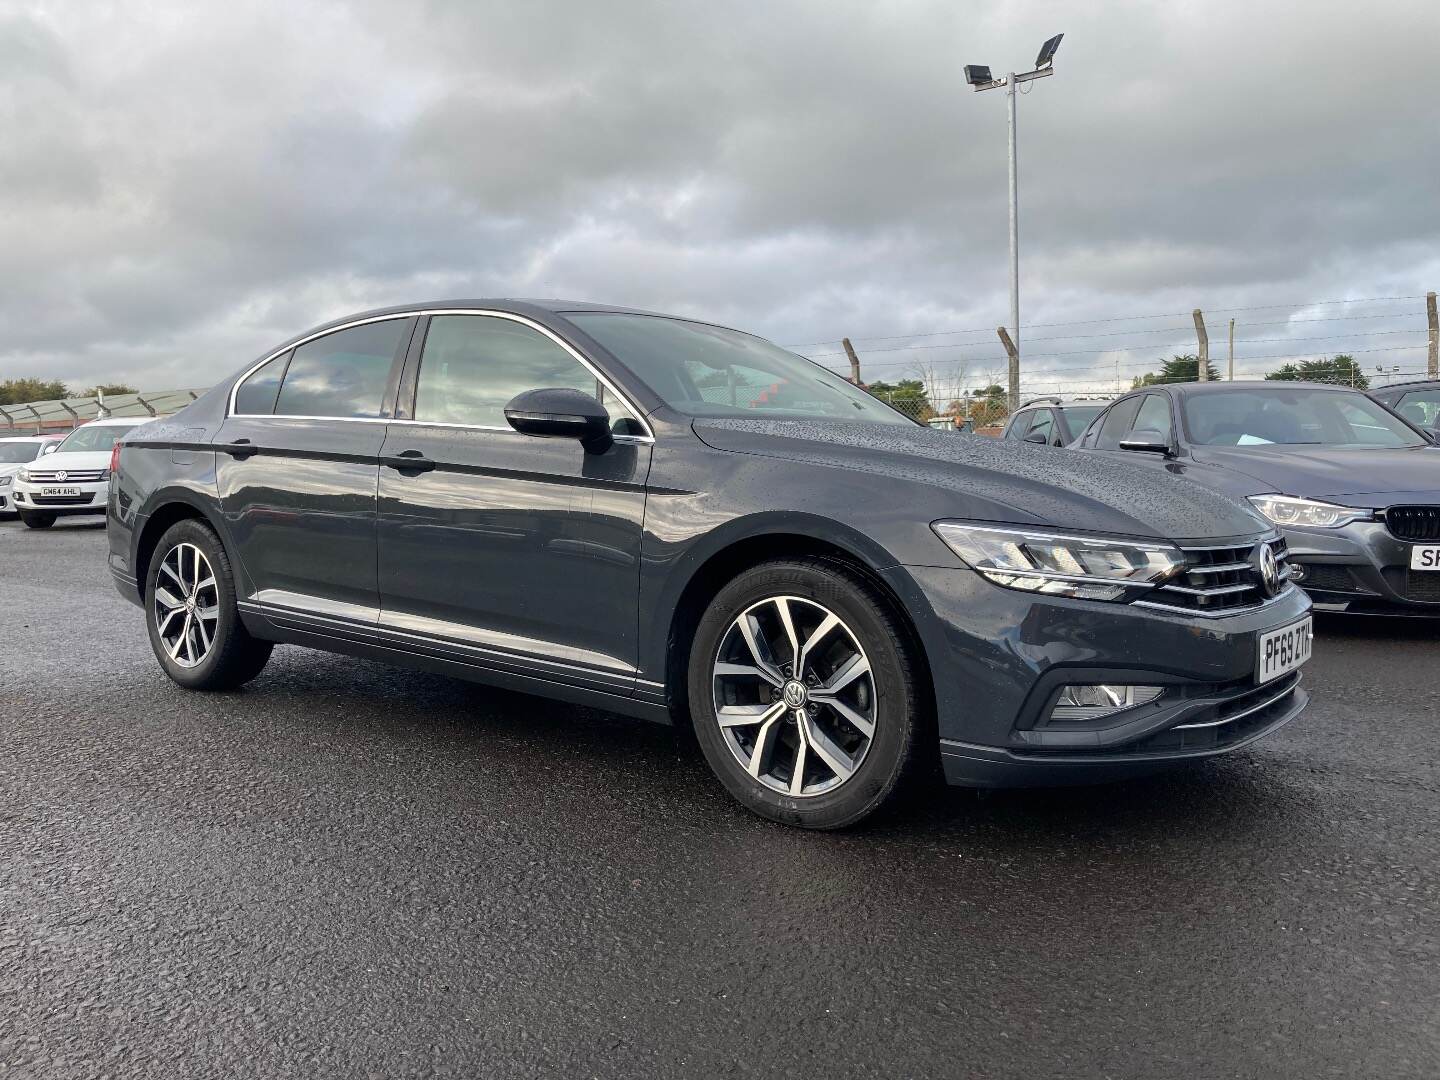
55;471;67;482
782;680;808;708
1258;544;1280;597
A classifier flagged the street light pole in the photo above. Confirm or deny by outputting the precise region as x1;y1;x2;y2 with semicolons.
1006;72;1020;412
965;34;1063;413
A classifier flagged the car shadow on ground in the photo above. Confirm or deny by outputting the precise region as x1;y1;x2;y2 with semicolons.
1313;611;1440;640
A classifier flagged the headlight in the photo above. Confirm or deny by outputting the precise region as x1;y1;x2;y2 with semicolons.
1247;494;1372;529
0;475;11;488
933;522;1186;601
16;467;30;483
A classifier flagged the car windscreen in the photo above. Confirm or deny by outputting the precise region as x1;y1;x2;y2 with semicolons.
55;425;130;453
1181;388;1427;448
0;442;41;463
565;313;916;426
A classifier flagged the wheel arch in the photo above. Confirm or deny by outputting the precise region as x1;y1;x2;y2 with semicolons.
660;518;936;731
132;491;236;598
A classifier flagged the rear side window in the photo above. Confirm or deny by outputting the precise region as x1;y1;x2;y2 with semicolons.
1397;388;1440;428
1096;397;1142;449
1133;394;1173;441
233;351;291;415
413;315;637;430
273;320;409;419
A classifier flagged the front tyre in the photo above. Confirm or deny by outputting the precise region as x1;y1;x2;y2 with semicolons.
145;519;273;691
688;558;926;829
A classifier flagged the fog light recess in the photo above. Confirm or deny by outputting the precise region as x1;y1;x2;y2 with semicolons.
1050;684;1163;723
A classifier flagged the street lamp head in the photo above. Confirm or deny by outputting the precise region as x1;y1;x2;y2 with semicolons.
1035;33;1063;68
963;64;993;88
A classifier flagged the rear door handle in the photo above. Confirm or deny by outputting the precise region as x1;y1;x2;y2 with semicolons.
382;450;436;474
218;439;258;459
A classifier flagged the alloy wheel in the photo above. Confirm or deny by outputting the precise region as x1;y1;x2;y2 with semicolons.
711;595;877;797
153;542;219;669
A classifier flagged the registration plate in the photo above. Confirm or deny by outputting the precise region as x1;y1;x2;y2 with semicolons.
1410;545;1440;571
41;486;81;497
1258;617;1312;685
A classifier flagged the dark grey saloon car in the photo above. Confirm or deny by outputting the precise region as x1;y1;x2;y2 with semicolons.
1071;381;1440;615
108;301;1312;827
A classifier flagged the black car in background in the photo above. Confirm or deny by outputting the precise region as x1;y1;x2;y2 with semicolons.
1000;396;1110;447
1073;381;1440;614
108;301;1310;828
1370;378;1440;436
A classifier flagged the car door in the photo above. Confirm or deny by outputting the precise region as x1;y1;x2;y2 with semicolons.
1023;408;1057;445
214;316;416;621
1091;392;1174;469
376;312;652;694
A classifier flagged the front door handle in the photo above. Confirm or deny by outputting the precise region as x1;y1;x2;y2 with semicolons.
382;449;437;474
218;438;258;459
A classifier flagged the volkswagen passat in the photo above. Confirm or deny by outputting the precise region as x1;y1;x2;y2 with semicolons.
108;301;1311;828
1071;381;1440;614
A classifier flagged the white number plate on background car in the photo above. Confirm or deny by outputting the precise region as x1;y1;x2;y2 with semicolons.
1410;545;1440;571
1258;617;1312;685
41;486;81;497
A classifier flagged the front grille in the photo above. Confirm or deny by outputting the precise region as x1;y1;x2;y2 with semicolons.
1142;536;1291;615
1403;571;1440;603
1384;505;1440;542
25;469;106;484
29;493;95;506
1132;672;1302;753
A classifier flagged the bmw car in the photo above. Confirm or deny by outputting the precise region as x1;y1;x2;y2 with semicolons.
1073;380;1440;614
108;301;1311;827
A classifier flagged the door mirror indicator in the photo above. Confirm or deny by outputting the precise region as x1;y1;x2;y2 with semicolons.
504;388;613;454
1118;429;1172;455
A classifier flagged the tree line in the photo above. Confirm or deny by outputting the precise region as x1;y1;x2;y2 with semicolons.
1131;354;1368;389
0;379;137;406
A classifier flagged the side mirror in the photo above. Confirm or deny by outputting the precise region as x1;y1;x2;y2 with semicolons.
42;443;58;455
504;387;613;454
1118;429;1172;455
1023;430;1048;445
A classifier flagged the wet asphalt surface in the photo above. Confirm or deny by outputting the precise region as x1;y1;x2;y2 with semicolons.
1;518;1438;1079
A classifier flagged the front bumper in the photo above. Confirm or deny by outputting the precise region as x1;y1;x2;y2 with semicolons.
1281;520;1440;614
894;564;1313;788
11;479;108;516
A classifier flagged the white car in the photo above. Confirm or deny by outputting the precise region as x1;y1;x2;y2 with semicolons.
0;435;66;516
11;417;152;529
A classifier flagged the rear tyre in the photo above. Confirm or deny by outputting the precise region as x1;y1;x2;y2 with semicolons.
19;511;56;529
145;519;273;691
687;558;926;829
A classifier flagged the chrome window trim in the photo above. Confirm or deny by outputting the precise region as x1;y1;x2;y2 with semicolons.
226;309;655;441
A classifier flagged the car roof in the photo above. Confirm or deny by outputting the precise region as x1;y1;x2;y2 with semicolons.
1157;379;1365;397
1372;379;1440;392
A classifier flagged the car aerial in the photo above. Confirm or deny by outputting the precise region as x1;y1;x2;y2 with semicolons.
1369;378;1440;438
108;300;1311;828
1001;396;1111;447
1071;380;1440;615
12;417;153;529
0;435;64;516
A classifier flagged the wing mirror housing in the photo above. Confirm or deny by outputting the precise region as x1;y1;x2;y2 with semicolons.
1118;429;1173;456
1023;430;1049;445
42;443;58;455
504;387;613;454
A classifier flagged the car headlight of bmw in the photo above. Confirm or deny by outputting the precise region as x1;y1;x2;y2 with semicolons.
932;522;1186;601
1247;494;1372;529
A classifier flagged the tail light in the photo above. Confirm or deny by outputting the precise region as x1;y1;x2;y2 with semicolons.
109;440;122;478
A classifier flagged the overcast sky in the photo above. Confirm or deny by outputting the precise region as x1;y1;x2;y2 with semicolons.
3;0;1438;399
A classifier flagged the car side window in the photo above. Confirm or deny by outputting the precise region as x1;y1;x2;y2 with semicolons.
1025;409;1055;443
1095;397;1142;450
1397;389;1440;428
233;350;292;416
273;320;409;419
413;315;638;430
1004;409;1032;439
1132;394;1173;441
